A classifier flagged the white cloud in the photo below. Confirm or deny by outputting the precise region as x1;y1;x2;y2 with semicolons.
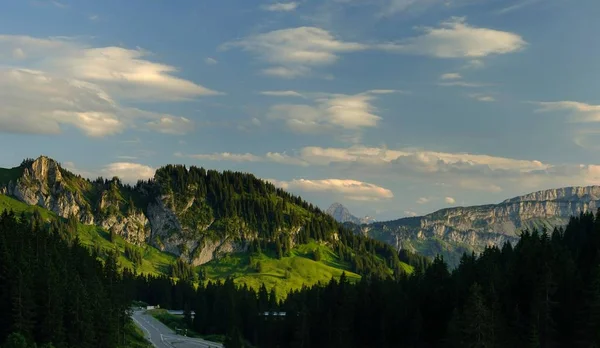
222;27;367;78
438;81;489;88
0;35;221;101
205;57;218;65
0;69;122;136
101;162;156;183
177;151;309;166
224;18;523;78
181;152;263;162
440;72;462;80
63;161;155;184
268;178;394;201
445;196;456;204
260;90;304;97
0;68;196;137
89;15;99;21
463;59;484;69
265;152;309;166
469;93;496;102
534;101;600;123
263;2;299;12
404;210;419;217
380;17;526;58
51;46;221;101
416;197;430;204
267;90;392;135
142;113;195;135
0;35;207;137
292;145;548;172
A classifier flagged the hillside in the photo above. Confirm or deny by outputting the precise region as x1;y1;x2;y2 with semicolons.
0;156;412;293
347;186;600;266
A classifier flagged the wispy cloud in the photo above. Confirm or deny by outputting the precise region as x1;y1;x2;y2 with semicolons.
222;26;367;78
0;35;221;101
468;93;496;102
267;178;394;201
0;35;210;137
262;2;300;12
260;90;305;97
496;0;542;15
534;101;600;123
440;72;462;80
205;57;218;65
379;17;527;58
51;1;68;9
266;90;398;138
445;196;456;204
437;73;490;88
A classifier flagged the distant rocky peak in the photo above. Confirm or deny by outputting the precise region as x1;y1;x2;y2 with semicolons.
326;202;375;225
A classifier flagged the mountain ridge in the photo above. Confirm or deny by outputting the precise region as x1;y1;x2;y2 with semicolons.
347;185;600;266
0;156;411;286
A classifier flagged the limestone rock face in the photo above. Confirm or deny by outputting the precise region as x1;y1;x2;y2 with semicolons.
349;186;600;266
6;157;95;224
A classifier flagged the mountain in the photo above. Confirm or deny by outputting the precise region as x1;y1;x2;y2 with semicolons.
346;186;600;267
0;156;412;292
326;202;376;225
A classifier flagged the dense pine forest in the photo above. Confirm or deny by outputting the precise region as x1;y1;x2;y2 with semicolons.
0;210;134;348
131;211;600;348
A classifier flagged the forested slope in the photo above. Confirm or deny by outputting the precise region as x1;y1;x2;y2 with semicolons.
0;156;421;297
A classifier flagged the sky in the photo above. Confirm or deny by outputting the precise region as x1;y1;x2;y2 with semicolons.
0;0;599;221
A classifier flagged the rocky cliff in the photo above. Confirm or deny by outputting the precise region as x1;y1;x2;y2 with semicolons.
326;202;375;225
348;186;600;266
0;157;152;245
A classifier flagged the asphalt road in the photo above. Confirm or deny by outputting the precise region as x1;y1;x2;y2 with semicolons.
132;310;223;348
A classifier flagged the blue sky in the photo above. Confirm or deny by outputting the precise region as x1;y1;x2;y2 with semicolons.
0;0;599;220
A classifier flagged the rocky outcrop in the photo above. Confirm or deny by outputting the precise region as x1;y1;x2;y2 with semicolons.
356;187;600;267
1;156;150;245
327;202;376;225
4;156;95;224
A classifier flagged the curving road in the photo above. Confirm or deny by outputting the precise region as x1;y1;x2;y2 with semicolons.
132;310;223;348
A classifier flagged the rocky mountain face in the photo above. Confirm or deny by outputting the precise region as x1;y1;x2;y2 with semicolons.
326;202;376;225
0;157;152;245
0;157;265;265
346;186;600;267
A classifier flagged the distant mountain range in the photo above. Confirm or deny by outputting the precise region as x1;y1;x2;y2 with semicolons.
344;186;600;267
326;202;376;225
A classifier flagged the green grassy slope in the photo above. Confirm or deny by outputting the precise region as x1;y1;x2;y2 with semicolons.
0;194;175;276
200;242;365;299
